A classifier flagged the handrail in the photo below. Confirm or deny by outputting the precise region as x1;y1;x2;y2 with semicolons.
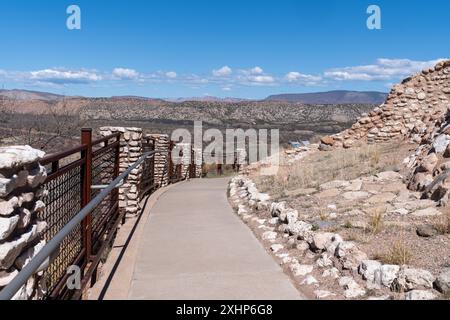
41;144;87;165
0;150;156;301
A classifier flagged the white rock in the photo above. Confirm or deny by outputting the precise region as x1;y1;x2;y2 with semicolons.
290;263;314;276
15;240;47;271
0;197;20;216
0;215;19;241
316;253;333;268
339;276;366;298
270;244;284;253
376;171;403;181
269;217;279;225
322;267;340;279
262;231;277;241
0;146;45;170
359;260;382;283
0;224;39;269
404;290;436;300
301;275;318;285
433;134;450;153
0;267;19;287
310;232;338;252
411;207;441;217
378;265;400;287
315;289;336;299
287;220;313;237
367;295;391;300
393;267;435;291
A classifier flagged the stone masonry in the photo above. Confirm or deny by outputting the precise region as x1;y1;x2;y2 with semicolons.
0;146;48;300
148;134;170;187
320;60;450;149
99;127;143;215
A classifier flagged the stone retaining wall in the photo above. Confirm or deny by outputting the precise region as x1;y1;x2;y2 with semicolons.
0;146;48;300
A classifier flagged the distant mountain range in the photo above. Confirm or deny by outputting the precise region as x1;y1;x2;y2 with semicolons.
265;90;388;104
0;89;387;105
0;89;66;101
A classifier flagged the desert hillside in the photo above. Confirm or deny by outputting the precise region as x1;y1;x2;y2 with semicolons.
230;59;450;300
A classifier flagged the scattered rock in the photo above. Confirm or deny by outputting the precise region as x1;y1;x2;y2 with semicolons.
404;290;436;300
314;289;335;299
289;263;314;277
301;275;318;285
411;207;441;217
262;231;277;241
270;244;284;253
416;225;438;238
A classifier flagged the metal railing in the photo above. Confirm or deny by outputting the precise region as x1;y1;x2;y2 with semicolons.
0;129;200;300
0;149;155;301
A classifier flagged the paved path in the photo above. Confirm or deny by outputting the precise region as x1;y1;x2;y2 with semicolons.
128;178;304;300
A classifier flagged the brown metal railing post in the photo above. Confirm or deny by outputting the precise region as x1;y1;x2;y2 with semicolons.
81;128;93;265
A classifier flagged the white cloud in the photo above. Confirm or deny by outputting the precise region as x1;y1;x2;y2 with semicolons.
30;68;102;84
112;68;140;80
324;58;447;81
165;71;177;79
249;66;263;74
285;72;322;84
213;66;232;77
222;86;232;91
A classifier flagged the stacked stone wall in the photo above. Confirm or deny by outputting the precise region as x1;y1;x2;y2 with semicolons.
321;60;450;149
0;146;48;299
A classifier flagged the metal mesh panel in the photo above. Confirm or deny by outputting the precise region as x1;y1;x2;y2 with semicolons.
91;147;118;250
38;165;83;298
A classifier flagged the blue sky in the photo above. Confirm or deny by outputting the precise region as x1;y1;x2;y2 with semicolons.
0;0;448;99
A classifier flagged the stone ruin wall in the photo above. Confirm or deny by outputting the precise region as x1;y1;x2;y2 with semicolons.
322;60;450;149
100;127;143;215
0;146;48;299
148;134;170;187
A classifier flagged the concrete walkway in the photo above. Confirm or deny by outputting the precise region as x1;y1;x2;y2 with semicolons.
128;178;304;300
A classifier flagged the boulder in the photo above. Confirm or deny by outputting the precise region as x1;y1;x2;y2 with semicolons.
434;267;450;294
378;265;400;287
320;136;335;146
433;134;450;153
338;276;366;298
416;225;438;238
310;232;337;252
359;260;382;284
0;146;45;170
392;268;435;291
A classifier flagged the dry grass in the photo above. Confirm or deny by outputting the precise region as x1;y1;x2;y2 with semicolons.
374;238;412;265
368;208;385;235
433;209;450;235
254;142;407;196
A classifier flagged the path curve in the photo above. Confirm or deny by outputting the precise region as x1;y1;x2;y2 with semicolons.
128;178;304;300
